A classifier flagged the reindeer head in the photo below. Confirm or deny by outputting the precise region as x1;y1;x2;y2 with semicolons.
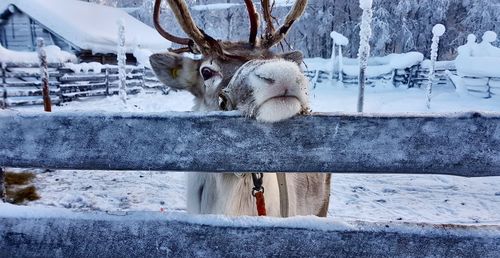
150;0;310;122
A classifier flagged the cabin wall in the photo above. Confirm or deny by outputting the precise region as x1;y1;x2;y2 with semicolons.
1;11;51;50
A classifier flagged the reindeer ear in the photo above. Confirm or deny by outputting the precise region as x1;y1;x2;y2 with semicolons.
279;51;304;65
149;52;204;98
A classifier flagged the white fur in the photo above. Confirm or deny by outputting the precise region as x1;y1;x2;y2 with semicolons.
186;59;323;217
250;60;309;119
187;173;281;216
256;97;302;122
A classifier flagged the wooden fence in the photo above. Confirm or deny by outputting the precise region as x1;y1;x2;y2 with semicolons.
305;65;453;89
0;111;499;257
0;62;163;107
459;76;500;98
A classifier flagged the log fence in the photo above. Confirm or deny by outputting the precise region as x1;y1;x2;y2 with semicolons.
0;62;162;107
0;111;499;256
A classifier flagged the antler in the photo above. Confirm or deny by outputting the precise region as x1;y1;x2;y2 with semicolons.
154;0;223;56
153;0;194;53
261;0;275;38
261;0;308;49
244;0;260;47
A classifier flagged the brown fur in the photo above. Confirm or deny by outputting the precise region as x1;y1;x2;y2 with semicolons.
3;171;40;204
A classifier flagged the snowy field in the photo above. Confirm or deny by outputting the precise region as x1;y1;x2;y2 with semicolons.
7;66;500;225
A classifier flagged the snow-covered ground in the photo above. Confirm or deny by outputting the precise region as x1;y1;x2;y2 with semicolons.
6;64;500;225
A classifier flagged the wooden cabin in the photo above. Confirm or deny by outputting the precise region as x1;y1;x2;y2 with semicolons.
0;0;170;65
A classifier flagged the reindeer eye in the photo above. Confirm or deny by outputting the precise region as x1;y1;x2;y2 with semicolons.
201;67;215;80
218;93;228;110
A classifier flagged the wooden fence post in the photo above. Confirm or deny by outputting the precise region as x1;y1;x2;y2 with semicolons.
105;68;110;96
1;63;6;109
0;167;5;202
37;38;52;112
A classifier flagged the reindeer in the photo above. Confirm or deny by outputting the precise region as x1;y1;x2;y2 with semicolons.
150;0;331;217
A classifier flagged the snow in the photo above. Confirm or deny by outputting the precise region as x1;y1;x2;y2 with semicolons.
1;202;498;238
482;31;497;43
455;57;500;78
454;31;500;78
330;31;349;46
338;52;423;77
4;55;500;225
0;44;76;64
359;0;373;9
64;62;104;73
432;24;446;37
133;48;153;69
0;0;171;54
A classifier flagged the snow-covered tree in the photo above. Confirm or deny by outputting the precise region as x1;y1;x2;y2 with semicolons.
117;19;127;107
357;0;373;113
133;0;497;59
426;24;446;109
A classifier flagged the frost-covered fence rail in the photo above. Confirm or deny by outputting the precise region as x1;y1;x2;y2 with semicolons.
413;61;456;88
1;111;500;257
458;76;500;98
0;111;499;176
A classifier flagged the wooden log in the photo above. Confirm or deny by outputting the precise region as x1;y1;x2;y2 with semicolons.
0;112;499;176
58;74;107;82
1;65;6;109
2;71;60;78
7;96;61;106
0;209;498;257
5;87;60;97
37;38;52;112
5;81;60;87
59;82;107;89
2;62;63;69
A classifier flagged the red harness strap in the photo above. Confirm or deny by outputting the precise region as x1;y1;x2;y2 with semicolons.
254;191;267;216
251;173;267;216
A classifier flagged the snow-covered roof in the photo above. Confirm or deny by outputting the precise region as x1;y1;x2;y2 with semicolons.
0;44;77;64
0;0;171;54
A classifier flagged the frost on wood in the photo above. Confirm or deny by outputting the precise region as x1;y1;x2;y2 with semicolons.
426;24;446;109
0;205;499;257
1;111;499;176
117;19;127;107
357;0;373;112
36;38;52;112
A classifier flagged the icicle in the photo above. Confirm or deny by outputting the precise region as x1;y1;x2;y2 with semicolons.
426;24;445;109
117;19;127;108
357;0;373;113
